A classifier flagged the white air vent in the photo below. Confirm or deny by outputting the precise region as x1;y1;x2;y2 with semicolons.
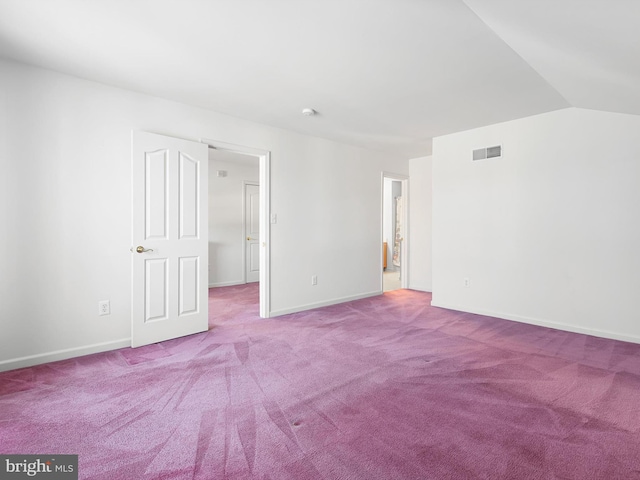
472;145;502;161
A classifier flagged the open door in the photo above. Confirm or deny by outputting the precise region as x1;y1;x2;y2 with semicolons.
131;131;208;347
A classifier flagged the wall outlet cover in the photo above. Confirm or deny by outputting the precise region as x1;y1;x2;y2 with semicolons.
98;300;110;316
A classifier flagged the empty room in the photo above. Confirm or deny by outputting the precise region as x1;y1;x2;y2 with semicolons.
1;1;640;479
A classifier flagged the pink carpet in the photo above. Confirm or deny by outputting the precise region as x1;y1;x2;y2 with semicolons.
2;286;640;479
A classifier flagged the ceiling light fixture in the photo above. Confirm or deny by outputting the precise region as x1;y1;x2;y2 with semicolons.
301;108;316;116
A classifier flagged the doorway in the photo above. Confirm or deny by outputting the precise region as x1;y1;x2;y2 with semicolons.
382;173;409;292
207;149;259;286
204;139;271;318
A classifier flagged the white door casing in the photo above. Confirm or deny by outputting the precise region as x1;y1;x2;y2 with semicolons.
131;131;208;347
244;183;260;283
201;137;271;318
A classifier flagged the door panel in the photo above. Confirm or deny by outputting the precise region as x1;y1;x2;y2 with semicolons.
245;183;260;283
145;150;169;240
249;243;260;271
179;256;199;315
179;152;199;239
132;131;208;347
145;258;168;322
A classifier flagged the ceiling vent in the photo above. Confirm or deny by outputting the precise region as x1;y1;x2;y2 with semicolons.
472;145;502;161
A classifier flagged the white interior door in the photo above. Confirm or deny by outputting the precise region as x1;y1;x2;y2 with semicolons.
245;183;260;283
131;131;208;348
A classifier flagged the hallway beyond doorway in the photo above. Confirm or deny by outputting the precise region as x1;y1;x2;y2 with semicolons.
383;269;401;292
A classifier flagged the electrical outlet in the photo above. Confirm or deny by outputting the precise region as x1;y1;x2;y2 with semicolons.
463;278;470;288
311;275;318;286
98;300;110;316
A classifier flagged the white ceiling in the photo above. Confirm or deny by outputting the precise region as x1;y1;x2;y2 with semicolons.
0;0;637;157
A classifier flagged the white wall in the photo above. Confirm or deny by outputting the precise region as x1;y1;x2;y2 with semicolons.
432;108;640;343
408;156;432;291
208;152;259;286
0;59;409;371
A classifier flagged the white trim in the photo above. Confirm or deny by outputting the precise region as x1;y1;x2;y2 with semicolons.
204;139;268;157
0;338;131;373
430;301;640;345
407;284;432;293
202;138;271;318
381;172;410;291
270;290;382;317
260;151;271;318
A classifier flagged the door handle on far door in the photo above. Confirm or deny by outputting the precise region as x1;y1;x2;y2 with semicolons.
131;246;154;253
247;237;254;241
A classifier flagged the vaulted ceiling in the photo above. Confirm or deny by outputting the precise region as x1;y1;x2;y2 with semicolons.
1;0;638;157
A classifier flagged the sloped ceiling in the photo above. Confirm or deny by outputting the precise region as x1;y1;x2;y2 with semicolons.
464;0;640;116
0;0;636;157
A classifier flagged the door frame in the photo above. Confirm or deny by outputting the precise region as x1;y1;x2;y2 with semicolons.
242;180;260;284
381;172;410;291
202;138;271;318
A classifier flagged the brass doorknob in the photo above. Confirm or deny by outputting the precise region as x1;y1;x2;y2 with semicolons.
131;245;154;253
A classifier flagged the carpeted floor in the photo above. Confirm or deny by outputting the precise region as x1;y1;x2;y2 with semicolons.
2;285;640;479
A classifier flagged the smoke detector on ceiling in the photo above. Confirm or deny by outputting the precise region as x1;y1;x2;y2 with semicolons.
301;108;317;116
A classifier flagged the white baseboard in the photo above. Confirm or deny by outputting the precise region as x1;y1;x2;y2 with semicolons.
430;301;640;345
270;290;382;317
209;280;245;288
408;283;432;293
0;338;131;373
